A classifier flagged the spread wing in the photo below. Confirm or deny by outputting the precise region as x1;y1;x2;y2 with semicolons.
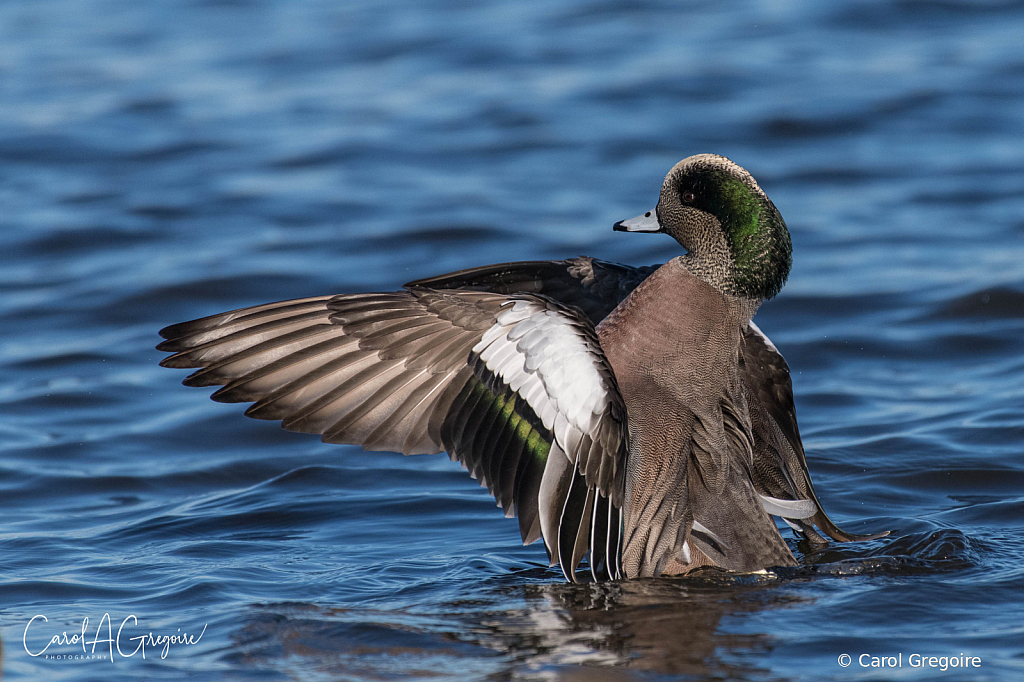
415;257;883;544
407;257;658;325
741;322;888;542
158;288;627;581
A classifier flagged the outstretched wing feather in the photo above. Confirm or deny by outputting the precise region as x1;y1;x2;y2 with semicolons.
406;257;658;325
159;286;627;579
742;322;888;541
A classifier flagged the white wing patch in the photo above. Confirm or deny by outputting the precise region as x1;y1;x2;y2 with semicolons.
747;321;779;354
473;299;612;466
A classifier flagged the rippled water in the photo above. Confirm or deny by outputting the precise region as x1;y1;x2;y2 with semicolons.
2;0;1023;680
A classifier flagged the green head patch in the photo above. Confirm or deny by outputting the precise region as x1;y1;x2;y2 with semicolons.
666;156;792;300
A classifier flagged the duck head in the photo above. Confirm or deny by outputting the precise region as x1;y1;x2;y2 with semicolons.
614;154;792;301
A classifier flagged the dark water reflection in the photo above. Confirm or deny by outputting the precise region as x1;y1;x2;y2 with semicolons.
232;576;794;681
227;526;986;680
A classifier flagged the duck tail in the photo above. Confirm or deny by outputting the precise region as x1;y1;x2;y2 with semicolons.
808;506;890;543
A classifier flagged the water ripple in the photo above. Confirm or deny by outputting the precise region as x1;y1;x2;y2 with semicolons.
2;0;1023;680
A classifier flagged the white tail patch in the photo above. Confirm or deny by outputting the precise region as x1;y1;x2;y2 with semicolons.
758;494;817;519
781;518;802;532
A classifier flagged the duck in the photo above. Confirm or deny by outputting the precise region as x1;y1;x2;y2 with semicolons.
158;153;886;582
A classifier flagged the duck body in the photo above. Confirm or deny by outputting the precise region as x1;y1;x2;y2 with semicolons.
597;258;793;576
158;155;885;582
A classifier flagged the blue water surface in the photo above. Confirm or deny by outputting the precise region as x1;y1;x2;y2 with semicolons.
2;0;1023;680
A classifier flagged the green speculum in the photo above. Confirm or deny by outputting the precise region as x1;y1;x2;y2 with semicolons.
475;368;552;467
492;385;551;465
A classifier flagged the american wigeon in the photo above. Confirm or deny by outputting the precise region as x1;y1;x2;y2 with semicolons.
158;154;885;582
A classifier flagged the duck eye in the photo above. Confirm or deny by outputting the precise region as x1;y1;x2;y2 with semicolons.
682;191;696;203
